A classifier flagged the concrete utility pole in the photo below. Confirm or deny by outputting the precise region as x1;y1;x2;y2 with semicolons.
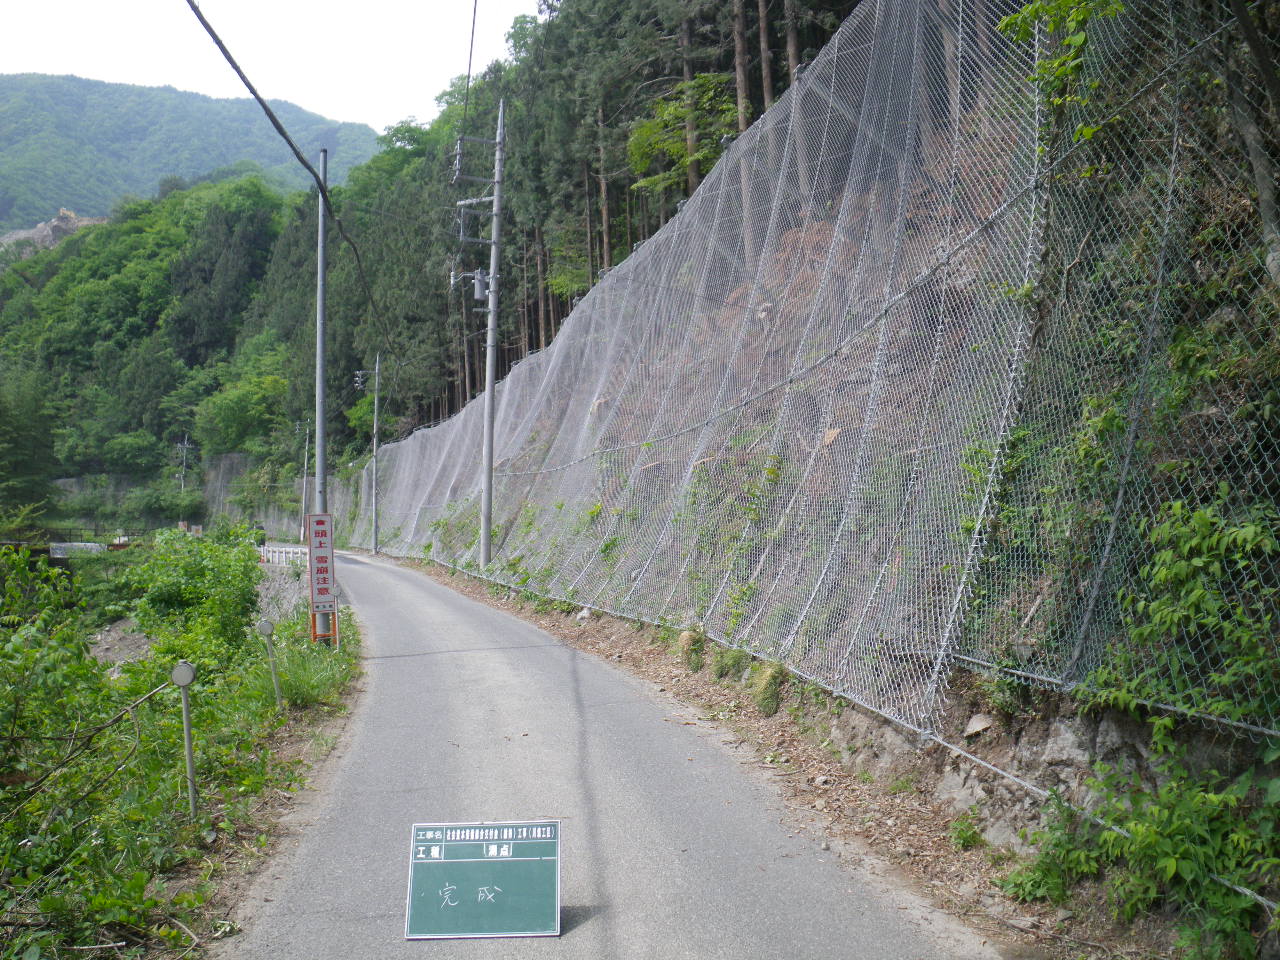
480;100;505;567
176;434;193;491
314;149;330;636
314;148;328;519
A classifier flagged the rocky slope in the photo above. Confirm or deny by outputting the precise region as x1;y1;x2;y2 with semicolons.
0;208;106;260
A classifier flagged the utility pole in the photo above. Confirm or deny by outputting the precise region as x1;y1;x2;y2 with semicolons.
314;148;330;636
481;101;505;567
176;434;193;491
314;148;328;520
453;101;505;568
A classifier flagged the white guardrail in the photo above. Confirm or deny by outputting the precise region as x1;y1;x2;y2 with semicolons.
259;545;307;565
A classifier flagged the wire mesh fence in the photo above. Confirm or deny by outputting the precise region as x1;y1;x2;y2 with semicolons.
338;0;1279;739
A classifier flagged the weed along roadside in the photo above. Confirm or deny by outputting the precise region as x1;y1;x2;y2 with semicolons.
0;528;360;958
412;557;1280;960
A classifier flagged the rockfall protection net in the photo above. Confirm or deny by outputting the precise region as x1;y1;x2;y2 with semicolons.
339;0;1279;738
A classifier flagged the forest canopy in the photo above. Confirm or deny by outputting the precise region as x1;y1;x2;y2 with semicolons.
0;0;858;530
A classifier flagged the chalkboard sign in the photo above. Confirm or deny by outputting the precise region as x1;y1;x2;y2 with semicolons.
404;820;561;939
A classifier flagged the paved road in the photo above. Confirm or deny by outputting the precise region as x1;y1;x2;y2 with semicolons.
211;553;1001;959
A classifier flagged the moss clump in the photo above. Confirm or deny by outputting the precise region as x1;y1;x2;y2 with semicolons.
678;630;706;672
711;647;752;680
747;660;787;716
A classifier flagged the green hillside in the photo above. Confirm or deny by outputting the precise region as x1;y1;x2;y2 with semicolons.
0;73;379;231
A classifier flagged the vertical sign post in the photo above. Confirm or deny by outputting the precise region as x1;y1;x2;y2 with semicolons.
306;513;339;647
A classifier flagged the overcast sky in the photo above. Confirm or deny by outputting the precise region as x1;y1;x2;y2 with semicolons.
1;0;541;134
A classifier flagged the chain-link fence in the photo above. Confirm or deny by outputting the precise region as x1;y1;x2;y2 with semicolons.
337;0;1278;739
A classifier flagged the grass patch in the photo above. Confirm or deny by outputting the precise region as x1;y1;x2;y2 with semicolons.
678;630;706;672
747;660;787;716
711;647;752;680
949;808;987;851
887;774;917;794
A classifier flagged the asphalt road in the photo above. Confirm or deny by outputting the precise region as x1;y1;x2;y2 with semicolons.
210;552;1002;959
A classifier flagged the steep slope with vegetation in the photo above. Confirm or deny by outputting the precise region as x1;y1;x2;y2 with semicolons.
0;74;377;233
0;175;293;533
0;0;857;533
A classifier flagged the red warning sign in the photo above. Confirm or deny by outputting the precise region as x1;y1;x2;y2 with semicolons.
306;514;337;614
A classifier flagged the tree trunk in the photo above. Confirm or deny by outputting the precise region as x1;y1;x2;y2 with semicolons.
535;226;548;350
597;104;612;271
1228;0;1280;114
681;19;701;194
459;308;471;404
625;184;633;251
583;165;595;283
783;0;801;85
733;0;751;133
1230;61;1280;286
757;0;774;110
519;235;530;358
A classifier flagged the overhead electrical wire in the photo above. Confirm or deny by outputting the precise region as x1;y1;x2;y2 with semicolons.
460;0;481;140
183;0;401;362
185;0;502;436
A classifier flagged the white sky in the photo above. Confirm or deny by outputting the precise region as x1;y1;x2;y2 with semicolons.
0;0;541;134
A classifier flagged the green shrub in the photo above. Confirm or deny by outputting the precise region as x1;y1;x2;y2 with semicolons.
0;534;358;956
246;605;358;708
1000;742;1280;959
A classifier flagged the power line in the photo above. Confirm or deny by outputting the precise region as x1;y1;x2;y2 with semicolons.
344;199;456;226
183;0;400;362
461;0;481;139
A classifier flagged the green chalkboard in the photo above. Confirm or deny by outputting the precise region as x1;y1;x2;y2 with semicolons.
404;820;561;939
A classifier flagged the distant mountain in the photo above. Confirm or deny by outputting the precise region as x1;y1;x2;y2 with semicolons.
0;74;379;232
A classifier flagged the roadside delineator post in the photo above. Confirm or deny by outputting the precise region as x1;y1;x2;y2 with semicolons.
170;659;197;819
257;618;285;711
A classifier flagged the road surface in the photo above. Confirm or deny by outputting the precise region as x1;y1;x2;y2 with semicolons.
210;552;1003;959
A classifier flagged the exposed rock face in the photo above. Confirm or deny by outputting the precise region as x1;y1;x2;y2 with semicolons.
0;209;107;259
